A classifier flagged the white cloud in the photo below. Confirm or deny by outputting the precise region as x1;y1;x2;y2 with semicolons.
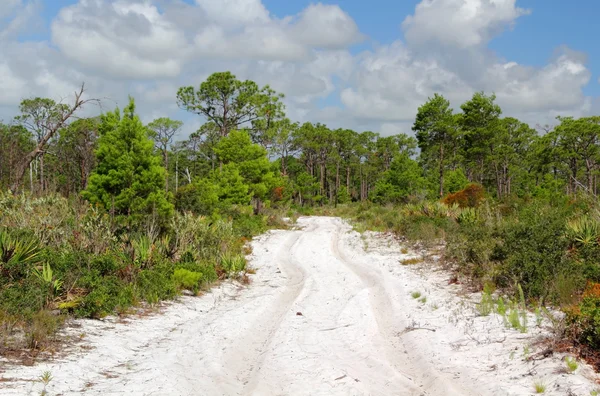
291;3;363;49
51;0;189;79
195;0;270;25
0;63;27;106
403;0;530;48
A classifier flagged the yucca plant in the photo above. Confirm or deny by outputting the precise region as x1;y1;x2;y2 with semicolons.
566;215;600;247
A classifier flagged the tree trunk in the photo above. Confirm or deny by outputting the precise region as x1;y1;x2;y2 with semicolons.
39;154;45;193
439;145;444;198
346;166;351;192
164;151;169;193
320;162;325;195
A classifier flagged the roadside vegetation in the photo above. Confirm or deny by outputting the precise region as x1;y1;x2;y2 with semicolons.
2;71;600;366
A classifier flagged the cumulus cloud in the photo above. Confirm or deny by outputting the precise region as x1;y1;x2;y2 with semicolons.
291;3;364;49
51;0;189;79
402;0;530;48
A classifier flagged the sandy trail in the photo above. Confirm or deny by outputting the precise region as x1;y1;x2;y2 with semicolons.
1;217;599;395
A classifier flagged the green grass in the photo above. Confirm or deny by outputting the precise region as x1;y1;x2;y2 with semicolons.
565;356;578;373
411;291;422;299
533;380;547;394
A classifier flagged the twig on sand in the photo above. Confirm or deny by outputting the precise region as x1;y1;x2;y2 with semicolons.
319;324;353;332
401;326;436;334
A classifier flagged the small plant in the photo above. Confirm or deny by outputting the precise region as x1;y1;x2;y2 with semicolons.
478;284;494;316
220;253;246;276
32;263;63;305
411;291;422;299
508;308;521;329
565;356;578;373
518;284;528;333
431;303;439;310
418;296;427;304
535;307;543;327
523;344;531;359
533;380;547;394
400;247;408;254
496;297;506;316
38;370;53;396
590;389;600;396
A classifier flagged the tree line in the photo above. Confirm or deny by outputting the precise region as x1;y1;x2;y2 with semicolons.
1;72;600;215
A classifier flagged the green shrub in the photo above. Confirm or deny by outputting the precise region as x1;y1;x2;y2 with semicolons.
172;268;203;292
76;276;130;318
232;214;267;238
136;266;177;304
491;205;573;300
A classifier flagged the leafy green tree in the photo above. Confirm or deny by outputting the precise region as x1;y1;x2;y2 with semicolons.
147;117;183;193
413;94;458;197
490;117;537;198
177;72;283;138
555;116;600;195
82;98;173;225
371;154;427;203
460;92;502;185
272;119;299;176
214;130;275;213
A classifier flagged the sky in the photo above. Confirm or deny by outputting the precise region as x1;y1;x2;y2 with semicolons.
1;0;599;139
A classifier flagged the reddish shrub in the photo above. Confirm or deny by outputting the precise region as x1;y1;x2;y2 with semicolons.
272;186;285;201
442;183;485;208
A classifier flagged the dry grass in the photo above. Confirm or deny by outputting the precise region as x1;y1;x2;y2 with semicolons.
400;257;423;265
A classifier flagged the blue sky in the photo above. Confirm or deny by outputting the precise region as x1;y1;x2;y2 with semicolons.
1;0;598;136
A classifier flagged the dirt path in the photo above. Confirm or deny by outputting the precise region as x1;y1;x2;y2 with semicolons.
2;217;599;395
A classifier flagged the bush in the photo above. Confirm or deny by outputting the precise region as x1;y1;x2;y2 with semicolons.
443;183;485;208
76;275;132;318
172;268;203;293
569;283;600;350
136;265;177;304
491;205;574;300
232;214;267;238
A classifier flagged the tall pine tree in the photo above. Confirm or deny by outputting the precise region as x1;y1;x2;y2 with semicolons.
82;98;173;224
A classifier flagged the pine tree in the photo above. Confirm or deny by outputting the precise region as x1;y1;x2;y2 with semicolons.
82;98;173;225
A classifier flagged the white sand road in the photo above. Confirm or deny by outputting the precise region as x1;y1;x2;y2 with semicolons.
1;216;599;395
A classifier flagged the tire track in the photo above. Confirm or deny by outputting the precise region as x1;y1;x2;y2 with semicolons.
330;218;476;396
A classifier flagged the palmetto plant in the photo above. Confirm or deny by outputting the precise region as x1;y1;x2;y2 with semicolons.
32;263;63;298
132;235;155;268
220;253;246;276
566;215;600;247
457;207;479;225
0;230;43;279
